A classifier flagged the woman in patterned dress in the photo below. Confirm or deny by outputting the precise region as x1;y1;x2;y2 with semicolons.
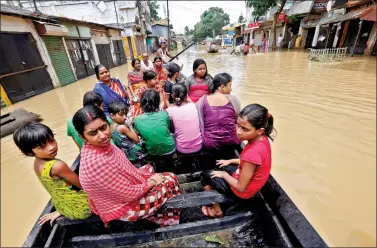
73;105;181;227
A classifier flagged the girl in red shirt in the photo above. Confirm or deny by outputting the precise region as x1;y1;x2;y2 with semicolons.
200;103;276;217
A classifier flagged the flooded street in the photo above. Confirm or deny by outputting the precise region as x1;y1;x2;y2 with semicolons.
1;46;376;247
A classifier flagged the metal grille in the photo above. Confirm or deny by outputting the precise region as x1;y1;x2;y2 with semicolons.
308;47;348;62
43;36;76;86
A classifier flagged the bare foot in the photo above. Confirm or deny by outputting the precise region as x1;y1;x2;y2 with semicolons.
202;206;223;218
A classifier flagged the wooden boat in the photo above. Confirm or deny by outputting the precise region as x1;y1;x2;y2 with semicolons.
207;48;218;53
23;145;327;247
1;108;43;138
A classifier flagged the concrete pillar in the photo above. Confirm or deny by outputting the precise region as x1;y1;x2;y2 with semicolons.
90;39;101;66
301;28;308;48
62;37;78;80
339;21;350;48
332;22;342;47
38;35;60;88
312;24;320;47
364;22;377;56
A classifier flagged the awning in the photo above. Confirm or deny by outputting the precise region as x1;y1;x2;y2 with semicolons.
33;20;69;36
360;4;376;22
302;9;364;28
241;29;251;34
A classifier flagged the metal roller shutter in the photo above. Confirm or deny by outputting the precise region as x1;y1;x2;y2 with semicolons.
43;36;76;86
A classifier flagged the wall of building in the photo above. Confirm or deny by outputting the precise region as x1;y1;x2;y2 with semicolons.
152;25;169;39
21;1;139;27
0;14;59;87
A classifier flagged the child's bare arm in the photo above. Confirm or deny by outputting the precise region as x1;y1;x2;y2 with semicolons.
118;125;139;143
222;162;256;192
51;161;82;189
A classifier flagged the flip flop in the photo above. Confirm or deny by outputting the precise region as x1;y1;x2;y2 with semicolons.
201;206;223;218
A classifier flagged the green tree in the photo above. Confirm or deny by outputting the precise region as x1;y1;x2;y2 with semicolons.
238;12;245;23
245;0;287;50
184;26;190;35
148;0;161;21
192;7;230;41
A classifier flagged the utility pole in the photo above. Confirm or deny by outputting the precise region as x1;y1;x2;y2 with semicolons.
167;0;171;50
114;1;120;29
136;0;146;52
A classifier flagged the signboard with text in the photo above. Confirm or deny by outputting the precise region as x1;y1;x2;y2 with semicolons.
248;22;260;29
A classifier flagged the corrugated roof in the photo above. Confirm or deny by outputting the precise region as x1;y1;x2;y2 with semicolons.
360;4;376;21
346;0;370;8
152;18;169;26
0;4;57;22
0;4;122;30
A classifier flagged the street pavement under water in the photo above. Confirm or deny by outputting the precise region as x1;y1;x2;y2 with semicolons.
1;45;376;247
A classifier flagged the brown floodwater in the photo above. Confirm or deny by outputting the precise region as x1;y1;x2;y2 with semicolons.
1;46;376;247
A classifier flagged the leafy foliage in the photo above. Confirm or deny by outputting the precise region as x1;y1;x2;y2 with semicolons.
245;0;278;18
148;0;161;21
238;13;246;23
184;26;194;36
245;0;287;49
192;7;230;41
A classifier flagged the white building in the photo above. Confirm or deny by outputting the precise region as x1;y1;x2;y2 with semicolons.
2;0;152;58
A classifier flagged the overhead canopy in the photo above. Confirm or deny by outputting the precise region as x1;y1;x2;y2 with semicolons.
302;9;364;28
360;4;376;22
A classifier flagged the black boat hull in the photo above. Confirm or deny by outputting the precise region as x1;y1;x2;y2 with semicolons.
23;147;327;247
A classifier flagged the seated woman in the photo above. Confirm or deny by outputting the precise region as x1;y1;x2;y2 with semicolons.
153;56;168;90
164;62;181;107
196;73;241;163
93;64;129;116
109;101;147;167
185;59;213;103
130;70;165;119
134;90;175;172
166;83;204;173
201;104;275;218
72;105;181;227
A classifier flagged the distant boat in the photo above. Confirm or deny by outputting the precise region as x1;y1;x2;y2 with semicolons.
207;47;218;53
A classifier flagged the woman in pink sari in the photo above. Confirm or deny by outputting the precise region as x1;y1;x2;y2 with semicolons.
73;105;181;227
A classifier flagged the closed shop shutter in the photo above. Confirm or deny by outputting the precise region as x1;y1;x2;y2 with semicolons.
43;36;76;86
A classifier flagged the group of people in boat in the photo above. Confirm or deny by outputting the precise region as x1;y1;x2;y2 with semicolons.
13;55;276;227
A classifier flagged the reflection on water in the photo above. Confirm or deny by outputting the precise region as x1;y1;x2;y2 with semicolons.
1;46;376;247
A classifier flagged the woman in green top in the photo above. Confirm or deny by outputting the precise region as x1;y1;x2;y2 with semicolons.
67;91;112;149
13;123;91;225
134;89;175;172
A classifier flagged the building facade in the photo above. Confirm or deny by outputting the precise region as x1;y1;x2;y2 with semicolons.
0;4;124;107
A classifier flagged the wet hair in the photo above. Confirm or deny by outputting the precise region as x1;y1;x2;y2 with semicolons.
131;59;140;68
72;105;108;135
140;89;160;113
239;104;276;141
166;62;180;78
154;56;163;63
13;122;54;156
211;73;232;93
192;59;208;77
108;101;129;116
143;70;157;81
94;64;109;80
83;91;103;107
171;83;187;106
